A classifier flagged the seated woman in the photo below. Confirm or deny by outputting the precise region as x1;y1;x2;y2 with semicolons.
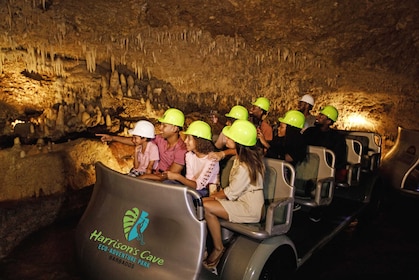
202;120;265;268
165;120;219;197
260;110;307;167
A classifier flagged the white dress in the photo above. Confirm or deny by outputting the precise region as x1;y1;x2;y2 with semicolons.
218;158;264;223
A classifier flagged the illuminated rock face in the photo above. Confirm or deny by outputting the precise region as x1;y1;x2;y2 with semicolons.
0;2;418;187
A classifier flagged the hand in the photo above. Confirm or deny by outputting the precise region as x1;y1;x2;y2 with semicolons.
257;128;269;149
161;171;169;180
96;133;112;143
208;151;224;162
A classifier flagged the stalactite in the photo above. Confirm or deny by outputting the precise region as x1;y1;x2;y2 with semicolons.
6;4;12;30
86;49;96;73
282;47;289;62
54;57;64;77
0;51;4;74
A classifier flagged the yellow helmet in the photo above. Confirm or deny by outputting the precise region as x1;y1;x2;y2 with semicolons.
184;120;212;141
158;108;185;127
278;110;305;129
320;105;338;122
225;105;249;120
222;120;257;146
252;97;270;111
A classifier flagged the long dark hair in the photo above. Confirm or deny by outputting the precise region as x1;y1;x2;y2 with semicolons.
235;143;265;184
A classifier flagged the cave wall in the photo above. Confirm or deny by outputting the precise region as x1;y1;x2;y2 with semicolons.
0;0;418;259
1;0;418;154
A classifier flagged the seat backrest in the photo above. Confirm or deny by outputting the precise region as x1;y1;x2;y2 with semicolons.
294;146;335;206
220;158;295;239
347;131;382;154
309;145;335;179
263;158;295;224
75;162;206;280
346;138;363;164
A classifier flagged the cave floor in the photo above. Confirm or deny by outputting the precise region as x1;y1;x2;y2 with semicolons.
0;190;418;280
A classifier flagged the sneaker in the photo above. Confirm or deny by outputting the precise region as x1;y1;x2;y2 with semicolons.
127;169;141;177
293;203;301;212
309;216;321;222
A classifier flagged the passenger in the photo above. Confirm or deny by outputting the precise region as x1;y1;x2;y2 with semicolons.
97;108;187;182
298;94;316;132
210;105;248;161
261;110;307;167
260;110;307;212
249;97;273;152
96;120;159;177
302;105;347;222
214;105;249;150
203;120;265;269
165;120;219;197
140;108;187;181
303;105;347;182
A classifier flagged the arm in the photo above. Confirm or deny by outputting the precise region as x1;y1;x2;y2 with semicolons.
140;162;185;181
258;127;270;149
133;146;140;169
96;133;134;146
145;160;155;174
166;171;196;188
208;148;236;162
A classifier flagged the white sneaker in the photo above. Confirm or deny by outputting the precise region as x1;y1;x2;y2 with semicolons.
293;203;301;212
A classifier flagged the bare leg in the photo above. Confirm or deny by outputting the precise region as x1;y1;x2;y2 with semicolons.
204;200;228;265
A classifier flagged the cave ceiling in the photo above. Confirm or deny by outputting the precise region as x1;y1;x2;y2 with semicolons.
0;0;418;139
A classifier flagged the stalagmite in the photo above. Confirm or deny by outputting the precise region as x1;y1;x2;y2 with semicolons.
81;111;91;125
117;86;123;100
120;74;127;94
127;75;135;88
105;114;112;127
110;70;120;93
56;105;65;127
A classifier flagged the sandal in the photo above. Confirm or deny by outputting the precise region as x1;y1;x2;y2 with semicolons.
204;247;225;267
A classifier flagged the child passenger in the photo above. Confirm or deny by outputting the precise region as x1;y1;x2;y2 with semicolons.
165;120;219;197
202;120;265;269
97;120;159;177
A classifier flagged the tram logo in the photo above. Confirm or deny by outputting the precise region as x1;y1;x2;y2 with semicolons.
123;207;149;245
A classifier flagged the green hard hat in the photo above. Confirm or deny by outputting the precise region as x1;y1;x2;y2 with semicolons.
278;110;305;129
222;120;257;146
225;105;249;120
158;108;185;127
184;120;212;141
252;97;270;111
320;105;338;122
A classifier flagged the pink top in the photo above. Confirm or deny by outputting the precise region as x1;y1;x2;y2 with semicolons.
185;152;220;190
153;135;187;171
134;141;159;173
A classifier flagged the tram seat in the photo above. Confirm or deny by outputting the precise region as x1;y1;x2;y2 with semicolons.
341;131;382;172
220;157;295;240
345;138;363;186
294;146;335;207
380;126;419;196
